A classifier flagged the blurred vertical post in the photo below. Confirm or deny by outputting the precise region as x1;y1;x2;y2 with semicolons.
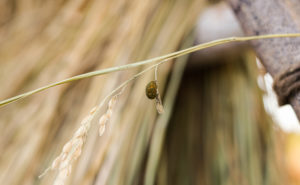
226;0;300;120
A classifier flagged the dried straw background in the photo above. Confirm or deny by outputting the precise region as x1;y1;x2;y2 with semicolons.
0;0;205;185
0;0;286;185
163;52;285;185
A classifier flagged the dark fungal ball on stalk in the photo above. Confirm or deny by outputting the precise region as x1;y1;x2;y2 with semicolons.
145;81;158;99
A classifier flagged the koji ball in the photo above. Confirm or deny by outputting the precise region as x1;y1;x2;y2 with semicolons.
145;81;158;99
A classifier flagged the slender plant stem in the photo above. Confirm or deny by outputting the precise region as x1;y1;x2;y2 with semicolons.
155;66;158;81
1;33;300;107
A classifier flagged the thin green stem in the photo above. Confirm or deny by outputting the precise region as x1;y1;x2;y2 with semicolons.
1;33;300;107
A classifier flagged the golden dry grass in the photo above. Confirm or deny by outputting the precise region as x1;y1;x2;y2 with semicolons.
0;0;204;185
0;1;295;185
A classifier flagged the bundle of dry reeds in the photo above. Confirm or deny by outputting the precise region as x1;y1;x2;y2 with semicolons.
0;0;288;185
0;0;204;185
159;52;285;185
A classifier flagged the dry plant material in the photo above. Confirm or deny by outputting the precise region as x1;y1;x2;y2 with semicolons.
38;60;165;184
98;95;118;136
0;1;288;185
0;1;203;185
38;91;122;182
156;52;284;185
1;34;300;107
39;106;97;183
155;92;164;114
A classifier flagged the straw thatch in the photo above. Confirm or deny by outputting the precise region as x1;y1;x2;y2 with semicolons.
0;0;285;185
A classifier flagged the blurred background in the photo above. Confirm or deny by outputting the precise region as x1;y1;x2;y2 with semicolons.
0;0;300;185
